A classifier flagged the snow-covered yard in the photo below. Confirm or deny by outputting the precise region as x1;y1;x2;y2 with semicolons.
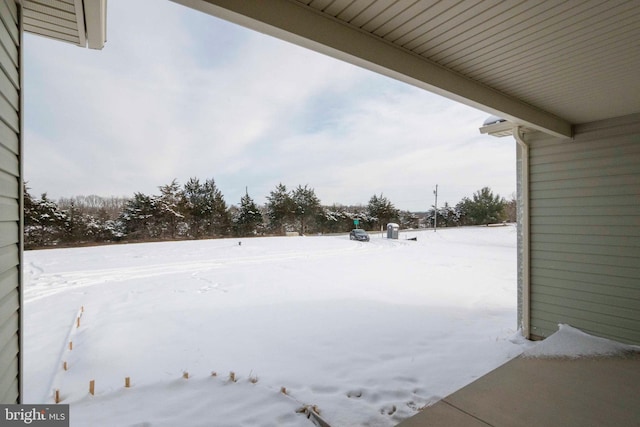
23;225;527;426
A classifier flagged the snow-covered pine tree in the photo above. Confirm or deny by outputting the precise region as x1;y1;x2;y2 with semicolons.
291;184;321;235
265;183;295;235
181;177;207;239
157;179;185;239
366;193;399;230
233;189;263;237
119;192;158;240
23;185;69;248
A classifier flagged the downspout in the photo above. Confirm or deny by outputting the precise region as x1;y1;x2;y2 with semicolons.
18;0;24;403
513;127;530;339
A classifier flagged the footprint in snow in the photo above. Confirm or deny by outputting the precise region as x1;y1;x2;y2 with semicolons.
406;401;419;411
380;404;397;415
346;389;363;398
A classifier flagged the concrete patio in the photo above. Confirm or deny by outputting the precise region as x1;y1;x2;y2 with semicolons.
397;352;640;427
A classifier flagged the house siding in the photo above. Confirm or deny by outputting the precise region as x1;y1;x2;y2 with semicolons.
528;114;640;344
0;0;20;404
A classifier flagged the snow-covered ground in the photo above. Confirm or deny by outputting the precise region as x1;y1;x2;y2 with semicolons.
24;225;527;426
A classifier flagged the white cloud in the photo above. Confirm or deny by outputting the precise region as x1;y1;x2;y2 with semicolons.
24;0;515;212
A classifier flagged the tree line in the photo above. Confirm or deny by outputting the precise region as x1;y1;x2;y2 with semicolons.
24;179;513;249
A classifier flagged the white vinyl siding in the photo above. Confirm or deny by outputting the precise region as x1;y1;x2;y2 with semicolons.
528;115;640;344
0;0;20;404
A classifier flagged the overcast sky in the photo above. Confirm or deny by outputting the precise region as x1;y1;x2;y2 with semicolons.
24;0;515;212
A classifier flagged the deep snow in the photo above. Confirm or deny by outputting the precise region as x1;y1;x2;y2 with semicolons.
24;226;526;426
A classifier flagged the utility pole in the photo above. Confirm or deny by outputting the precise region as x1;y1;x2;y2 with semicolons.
433;184;438;232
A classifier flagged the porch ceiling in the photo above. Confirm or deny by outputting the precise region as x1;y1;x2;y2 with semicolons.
172;0;640;138
22;0;106;49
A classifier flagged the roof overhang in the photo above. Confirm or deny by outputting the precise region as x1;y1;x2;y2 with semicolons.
171;0;576;138
23;0;107;49
171;0;640;140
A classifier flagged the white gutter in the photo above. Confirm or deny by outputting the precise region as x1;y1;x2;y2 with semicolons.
513;126;530;338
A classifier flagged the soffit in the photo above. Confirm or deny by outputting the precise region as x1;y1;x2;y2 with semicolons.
22;0;106;49
173;0;640;137
297;0;640;126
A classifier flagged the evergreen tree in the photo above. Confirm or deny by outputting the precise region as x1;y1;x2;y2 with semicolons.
398;210;420;229
119;192;158;240
504;195;517;223
366;193;399;230
291;184;321;235
455;198;470;226
233;189;263;237
427;202;459;228
157;179;184;239
181;177;207;239
84;208;124;242
459;187;506;225
24;185;68;248
202;178;231;237
180;178;230;238
61;200;86;244
265;183;295;234
320;205;350;233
